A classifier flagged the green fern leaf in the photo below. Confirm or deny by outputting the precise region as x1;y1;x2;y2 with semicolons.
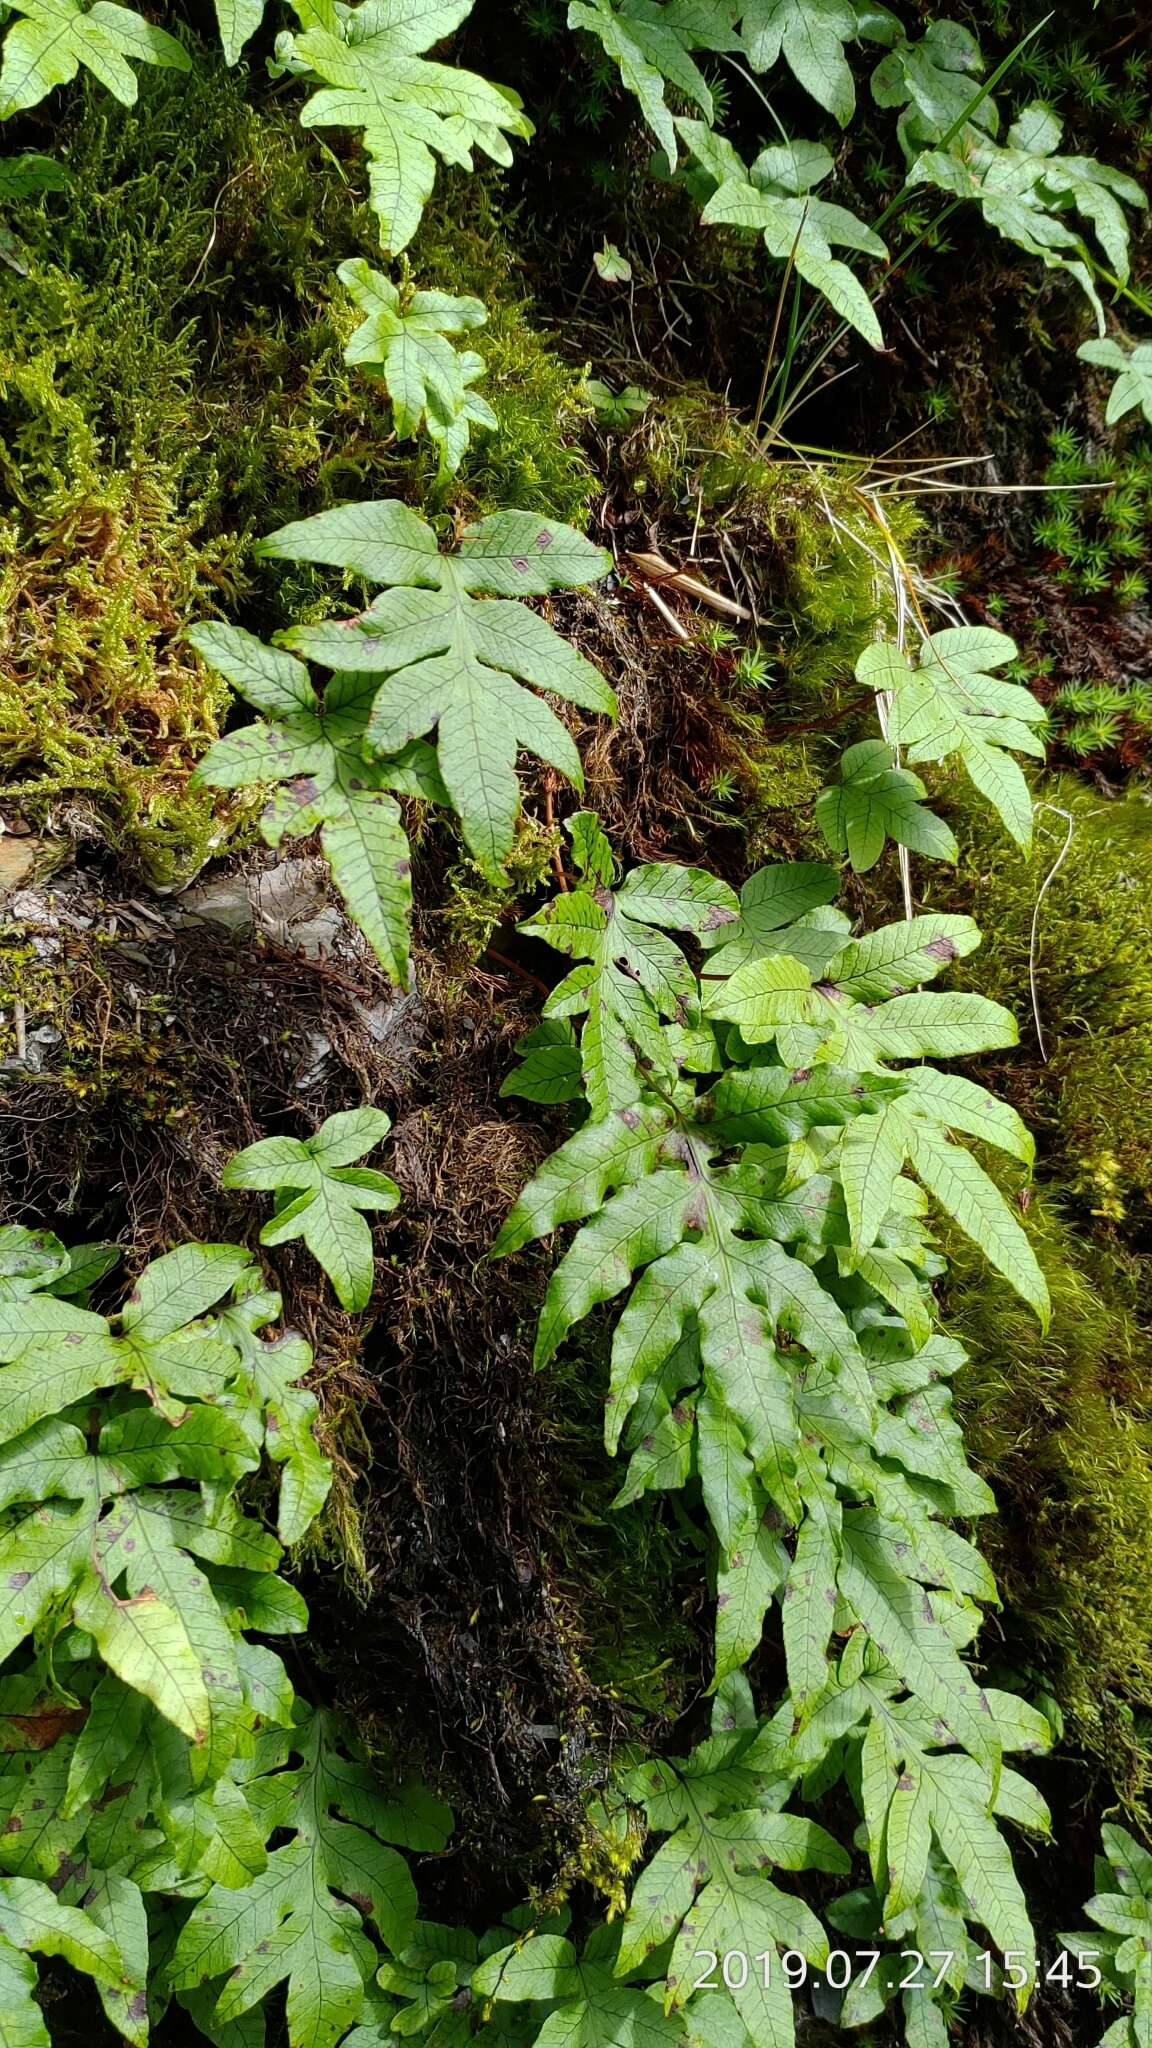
215;0;264;63
0;1246;250;1447
810;1650;1051;2035
0;1878;134;2013
473;1924;683;2048
0;1935;49;2046
896;1066;1034;1165
0;151;67;199
837;1517;1000;1783
190;631;443;985
838;1107;906;1254
702;947;1015;1071
715;1513;789;1685
223;1110;399;1313
618;1721;846;2039
500;1021;585;1106
208;1276;331;1546
908;105;1147;330
566;0;738;166
72;1572;212;1750
520;818;736;1113
871;18;990;137
170;1710;451;2048
255;504;613;884
823;915;980;1000
0;1257;327;1779
688;122;887;346
494;1082;874;1537
696;857;842;977
337;259;496;478
858;628;1045;849
741;0;858;126
816;739;958;871
899;1121;1049;1326
781;1489;841;1715
1063;1825;1152;2048
924;1762;1041;1983
282;1;532;253
1079;337;1152;429
0;0;189;117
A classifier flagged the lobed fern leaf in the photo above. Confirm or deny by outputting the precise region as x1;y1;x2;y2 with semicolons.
279;0;532;254
191;508;611;978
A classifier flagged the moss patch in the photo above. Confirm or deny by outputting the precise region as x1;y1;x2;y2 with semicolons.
948;1193;1152;1800
937;776;1152;1231
0;57;595;881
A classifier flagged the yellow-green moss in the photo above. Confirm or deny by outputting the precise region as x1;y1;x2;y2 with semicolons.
937;775;1152;1227
0;55;596;880
877;773;1152;1791
630;393;922;697
438;818;561;962
947;1192;1152;1799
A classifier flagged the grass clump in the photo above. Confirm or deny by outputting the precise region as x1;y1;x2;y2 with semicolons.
630;392;921;697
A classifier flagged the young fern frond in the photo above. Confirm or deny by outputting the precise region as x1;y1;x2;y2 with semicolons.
1079;336;1152;429
276;0;532;256
681;120;889;349
337;259;497;480
857;627;1045;850
816;739;959;873
223;1107;401;1314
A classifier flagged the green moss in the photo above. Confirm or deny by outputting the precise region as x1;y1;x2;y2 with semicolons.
936;775;1152;1228
0;67;329;877
438;818;561;962
412;181;596;526
0;460;241;883
0;57;595;880
632;393;921;698
717;731;827;864
947;1192;1152;1800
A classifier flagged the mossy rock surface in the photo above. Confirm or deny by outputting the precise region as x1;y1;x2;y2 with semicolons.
931;776;1152;1234
7;12;1152;2003
0;57;593;883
